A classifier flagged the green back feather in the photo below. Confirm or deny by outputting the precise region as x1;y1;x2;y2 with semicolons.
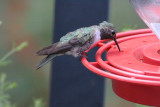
58;26;98;47
57;21;113;47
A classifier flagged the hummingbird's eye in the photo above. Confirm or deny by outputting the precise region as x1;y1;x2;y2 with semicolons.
111;30;116;35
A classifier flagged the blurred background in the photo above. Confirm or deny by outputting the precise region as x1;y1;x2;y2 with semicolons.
0;0;147;107
0;0;54;107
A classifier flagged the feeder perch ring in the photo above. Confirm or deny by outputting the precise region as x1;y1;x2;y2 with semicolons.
81;29;160;106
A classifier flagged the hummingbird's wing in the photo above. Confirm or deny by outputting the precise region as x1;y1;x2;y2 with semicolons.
37;29;94;56
36;34;93;69
36;42;73;55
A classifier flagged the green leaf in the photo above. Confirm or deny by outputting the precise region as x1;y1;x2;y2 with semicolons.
4;82;17;92
0;61;12;67
16;41;28;51
0;21;2;26
0;73;6;83
0;73;17;107
0;41;28;66
31;98;46;107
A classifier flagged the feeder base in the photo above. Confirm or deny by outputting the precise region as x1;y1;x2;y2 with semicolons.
112;80;160;106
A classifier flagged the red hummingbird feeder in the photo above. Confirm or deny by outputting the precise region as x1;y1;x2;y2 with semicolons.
82;0;160;106
81;29;160;106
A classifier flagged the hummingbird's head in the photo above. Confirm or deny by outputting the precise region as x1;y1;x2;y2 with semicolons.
99;21;121;51
99;21;116;40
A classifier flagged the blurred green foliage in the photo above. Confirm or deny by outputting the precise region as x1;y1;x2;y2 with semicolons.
0;73;17;107
121;25;137;32
0;0;53;105
0;42;28;67
0;41;46;107
0;73;46;107
31;99;46;107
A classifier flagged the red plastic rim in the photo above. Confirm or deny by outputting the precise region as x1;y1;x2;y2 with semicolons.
81;29;160;86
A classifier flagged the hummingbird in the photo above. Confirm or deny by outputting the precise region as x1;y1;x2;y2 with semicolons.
36;21;120;69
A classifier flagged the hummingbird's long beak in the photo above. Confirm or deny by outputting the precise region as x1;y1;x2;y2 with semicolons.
113;38;121;52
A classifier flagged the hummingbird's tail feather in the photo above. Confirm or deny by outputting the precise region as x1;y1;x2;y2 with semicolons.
36;55;56;70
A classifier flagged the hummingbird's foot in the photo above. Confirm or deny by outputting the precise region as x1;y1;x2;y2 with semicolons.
79;54;88;58
78;52;88;61
82;51;88;54
79;55;88;61
80;51;88;57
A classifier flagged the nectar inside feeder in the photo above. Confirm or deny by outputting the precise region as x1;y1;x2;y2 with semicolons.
81;0;160;106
